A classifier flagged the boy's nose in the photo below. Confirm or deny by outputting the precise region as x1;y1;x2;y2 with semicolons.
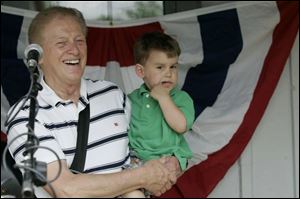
165;69;172;77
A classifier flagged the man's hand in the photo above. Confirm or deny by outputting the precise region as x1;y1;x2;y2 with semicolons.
162;156;182;178
142;158;176;196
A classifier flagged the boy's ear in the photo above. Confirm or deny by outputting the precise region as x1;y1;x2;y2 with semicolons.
135;64;144;78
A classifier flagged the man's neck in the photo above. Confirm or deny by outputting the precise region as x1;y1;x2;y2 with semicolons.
56;86;80;104
45;77;81;104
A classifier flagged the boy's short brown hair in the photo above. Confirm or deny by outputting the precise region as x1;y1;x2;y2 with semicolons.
134;31;181;65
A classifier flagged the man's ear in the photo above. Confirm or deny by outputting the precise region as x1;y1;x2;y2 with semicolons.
135;64;144;78
38;54;45;72
39;57;43;65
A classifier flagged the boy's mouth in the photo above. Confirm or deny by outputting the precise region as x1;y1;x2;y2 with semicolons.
161;81;173;87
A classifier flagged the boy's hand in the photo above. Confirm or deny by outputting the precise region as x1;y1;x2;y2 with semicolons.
150;82;187;133
150;83;171;101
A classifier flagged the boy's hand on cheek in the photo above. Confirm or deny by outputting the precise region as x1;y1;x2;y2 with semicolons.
150;83;170;101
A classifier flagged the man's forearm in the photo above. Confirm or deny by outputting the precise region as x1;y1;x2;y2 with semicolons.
61;169;144;198
45;161;145;198
46;159;173;197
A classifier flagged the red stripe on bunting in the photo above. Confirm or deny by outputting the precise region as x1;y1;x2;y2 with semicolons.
86;22;163;67
1;131;7;142
161;1;299;198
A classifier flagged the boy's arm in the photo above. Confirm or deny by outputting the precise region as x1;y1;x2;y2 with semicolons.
158;95;187;133
151;85;187;133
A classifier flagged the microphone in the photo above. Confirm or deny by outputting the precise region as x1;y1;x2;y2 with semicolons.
1;164;22;198
24;44;43;71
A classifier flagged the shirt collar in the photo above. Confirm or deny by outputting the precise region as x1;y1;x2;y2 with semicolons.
40;77;88;108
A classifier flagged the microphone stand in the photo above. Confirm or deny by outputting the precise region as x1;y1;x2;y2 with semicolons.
22;66;44;198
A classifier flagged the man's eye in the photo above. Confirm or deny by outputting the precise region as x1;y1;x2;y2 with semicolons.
76;39;84;43
57;42;66;46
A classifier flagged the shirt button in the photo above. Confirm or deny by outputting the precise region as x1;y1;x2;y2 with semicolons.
145;94;149;98
146;104;150;108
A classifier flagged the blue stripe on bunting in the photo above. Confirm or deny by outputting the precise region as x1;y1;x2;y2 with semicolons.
1;13;30;106
182;9;243;117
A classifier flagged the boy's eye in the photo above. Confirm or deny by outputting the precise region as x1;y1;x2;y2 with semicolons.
156;66;162;69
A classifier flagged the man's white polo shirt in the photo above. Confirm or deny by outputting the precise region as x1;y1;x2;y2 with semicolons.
6;78;131;197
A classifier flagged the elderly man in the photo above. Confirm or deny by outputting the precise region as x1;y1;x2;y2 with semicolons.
6;6;179;198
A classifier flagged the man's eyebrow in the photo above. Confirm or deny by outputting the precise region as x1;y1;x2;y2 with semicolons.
55;36;67;40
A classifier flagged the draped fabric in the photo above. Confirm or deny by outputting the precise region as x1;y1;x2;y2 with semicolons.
1;1;298;197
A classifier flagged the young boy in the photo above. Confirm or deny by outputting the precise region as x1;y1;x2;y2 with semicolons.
125;32;195;197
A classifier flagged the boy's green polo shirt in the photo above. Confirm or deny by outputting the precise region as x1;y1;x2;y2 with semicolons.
128;84;195;170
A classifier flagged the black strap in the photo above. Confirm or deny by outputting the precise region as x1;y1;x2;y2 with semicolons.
70;104;90;173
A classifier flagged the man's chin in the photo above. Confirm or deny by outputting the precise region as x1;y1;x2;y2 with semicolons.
65;76;82;85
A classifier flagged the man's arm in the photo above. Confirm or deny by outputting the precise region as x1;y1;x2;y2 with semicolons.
44;158;175;198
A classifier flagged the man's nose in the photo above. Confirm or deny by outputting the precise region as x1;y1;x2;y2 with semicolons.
68;43;80;55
